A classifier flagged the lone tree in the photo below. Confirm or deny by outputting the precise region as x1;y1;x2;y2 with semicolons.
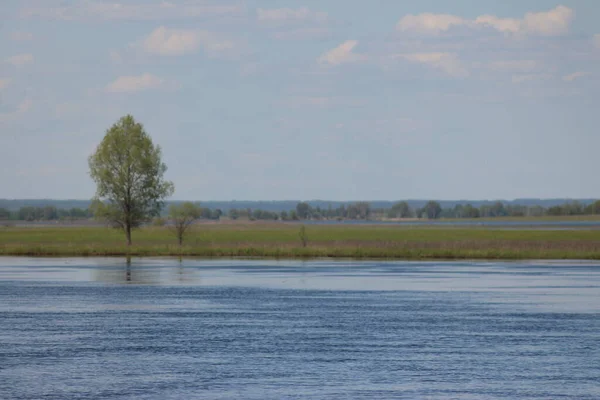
168;202;202;246
89;115;174;245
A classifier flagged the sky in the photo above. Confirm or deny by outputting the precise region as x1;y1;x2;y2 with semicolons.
1;0;599;201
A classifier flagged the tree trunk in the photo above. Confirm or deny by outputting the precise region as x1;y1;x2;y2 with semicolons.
126;224;132;246
178;234;183;246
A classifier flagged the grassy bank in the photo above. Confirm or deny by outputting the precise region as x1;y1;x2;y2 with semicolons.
1;223;600;259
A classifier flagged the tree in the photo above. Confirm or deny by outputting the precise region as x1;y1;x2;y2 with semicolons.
296;202;311;219
0;208;11;220
18;206;38;221
200;208;212;219
169;202;201;245
463;204;480;218
89;115;174;245
490;201;507;217
355;202;371;219
43;206;57;220
228;208;239;220
423;201;442;219
585;200;600;215
212;209;223;220
389;201;411;218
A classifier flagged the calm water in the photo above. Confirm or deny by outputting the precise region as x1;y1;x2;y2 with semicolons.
1;258;600;399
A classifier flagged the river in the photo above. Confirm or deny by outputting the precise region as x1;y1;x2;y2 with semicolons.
1;258;599;399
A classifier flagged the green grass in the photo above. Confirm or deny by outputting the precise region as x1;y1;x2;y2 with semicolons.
1;223;600;260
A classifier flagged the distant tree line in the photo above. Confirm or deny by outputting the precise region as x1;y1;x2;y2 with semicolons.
3;200;600;223
0;206;92;221
383;200;600;220
226;200;600;221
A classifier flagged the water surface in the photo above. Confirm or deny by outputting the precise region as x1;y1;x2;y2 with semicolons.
1;258;599;399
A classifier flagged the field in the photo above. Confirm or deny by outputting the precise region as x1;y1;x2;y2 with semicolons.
435;215;600;223
1;222;600;260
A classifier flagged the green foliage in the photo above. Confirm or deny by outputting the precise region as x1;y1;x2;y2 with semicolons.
252;209;279;220
422;201;442;219
88;115;174;245
168;202;201;245
228;209;239;220
346;202;371;219
296;202;311;219
585;201;600;215
388;201;412;218
0;208;10;220
212;209;223;220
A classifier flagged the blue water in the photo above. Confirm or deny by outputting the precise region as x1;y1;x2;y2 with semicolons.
1;258;600;399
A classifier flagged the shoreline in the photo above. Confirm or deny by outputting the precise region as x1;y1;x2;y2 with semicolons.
2;247;600;261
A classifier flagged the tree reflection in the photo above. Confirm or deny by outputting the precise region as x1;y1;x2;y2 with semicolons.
92;256;200;285
175;257;199;284
93;256;161;285
125;256;132;282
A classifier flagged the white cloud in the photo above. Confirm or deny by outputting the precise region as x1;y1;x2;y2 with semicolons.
318;40;365;66
475;15;521;34
397;6;573;36
21;1;242;21
143;27;200;56
594;34;600;48
142;26;235;56
522;5;573;36
402;52;468;78
478;5;573;36
105;73;164;93
257;8;327;23
563;71;589;82
0;79;11;90
6;53;34;67
396;13;466;35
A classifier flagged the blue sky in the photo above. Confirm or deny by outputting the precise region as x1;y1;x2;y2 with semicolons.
1;1;599;200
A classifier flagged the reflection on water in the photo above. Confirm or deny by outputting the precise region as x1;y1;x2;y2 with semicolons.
1;258;600;399
91;256;200;285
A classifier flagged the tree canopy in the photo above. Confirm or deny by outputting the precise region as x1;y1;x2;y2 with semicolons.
89;115;174;245
168;202;202;245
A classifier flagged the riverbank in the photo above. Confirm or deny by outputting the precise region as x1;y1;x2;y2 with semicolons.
1;223;600;259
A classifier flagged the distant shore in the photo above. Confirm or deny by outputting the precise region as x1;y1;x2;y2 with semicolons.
2;223;600;260
3;213;600;228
